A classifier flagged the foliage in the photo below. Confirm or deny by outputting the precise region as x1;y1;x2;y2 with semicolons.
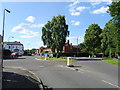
108;1;120;57
78;43;87;53
100;20;117;57
41;15;69;57
3;49;12;58
84;24;102;57
24;49;37;55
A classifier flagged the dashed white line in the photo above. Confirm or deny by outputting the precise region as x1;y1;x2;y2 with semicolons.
102;80;120;88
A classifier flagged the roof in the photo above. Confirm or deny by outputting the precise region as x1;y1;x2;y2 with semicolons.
4;41;23;45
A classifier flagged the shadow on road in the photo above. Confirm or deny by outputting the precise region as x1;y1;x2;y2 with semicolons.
3;57;26;60
76;58;102;61
2;72;40;89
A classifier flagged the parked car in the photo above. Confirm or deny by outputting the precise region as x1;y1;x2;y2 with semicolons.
10;52;22;58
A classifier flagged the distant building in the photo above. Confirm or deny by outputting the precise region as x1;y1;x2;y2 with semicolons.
63;40;80;53
3;41;24;54
36;40;80;54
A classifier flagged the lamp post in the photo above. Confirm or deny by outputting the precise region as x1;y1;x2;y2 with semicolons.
8;36;14;42
76;37;81;57
2;9;10;68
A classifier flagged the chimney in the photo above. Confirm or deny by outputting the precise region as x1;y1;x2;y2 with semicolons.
67;40;69;45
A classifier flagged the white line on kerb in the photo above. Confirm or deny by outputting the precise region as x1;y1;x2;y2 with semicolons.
102;80;120;88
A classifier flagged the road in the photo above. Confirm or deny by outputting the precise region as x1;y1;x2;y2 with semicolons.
3;56;119;89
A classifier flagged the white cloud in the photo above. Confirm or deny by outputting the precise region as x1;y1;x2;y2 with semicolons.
71;11;80;16
91;6;109;14
91;0;112;6
12;26;39;38
69;0;80;7
25;16;35;23
76;6;89;12
30;24;44;28
12;39;21;42
68;0;90;16
19;22;44;28
71;20;80;26
19;23;31;26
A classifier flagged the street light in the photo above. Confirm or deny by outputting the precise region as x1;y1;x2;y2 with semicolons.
2;9;10;68
76;37;81;57
8;36;14;42
2;9;10;42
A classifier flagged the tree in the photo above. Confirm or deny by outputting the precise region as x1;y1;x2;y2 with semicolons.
100;20;117;57
78;43;87;53
41;15;69;57
108;1;120;57
84;24;102;57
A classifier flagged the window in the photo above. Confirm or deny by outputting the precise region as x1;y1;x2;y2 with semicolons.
9;46;10;49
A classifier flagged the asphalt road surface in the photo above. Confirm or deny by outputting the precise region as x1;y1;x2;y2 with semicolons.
3;56;119;89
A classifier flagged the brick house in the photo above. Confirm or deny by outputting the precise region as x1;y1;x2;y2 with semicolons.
36;40;80;54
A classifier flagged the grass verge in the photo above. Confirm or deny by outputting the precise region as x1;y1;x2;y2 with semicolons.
36;57;77;61
102;58;120;65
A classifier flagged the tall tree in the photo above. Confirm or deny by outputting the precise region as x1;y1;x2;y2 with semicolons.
41;15;69;56
100;20;117;57
84;24;102;57
108;1;120;57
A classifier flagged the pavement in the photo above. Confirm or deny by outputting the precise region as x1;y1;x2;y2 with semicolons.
2;66;43;90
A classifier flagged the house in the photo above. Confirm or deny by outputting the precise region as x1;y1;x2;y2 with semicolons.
3;41;24;54
36;40;80;54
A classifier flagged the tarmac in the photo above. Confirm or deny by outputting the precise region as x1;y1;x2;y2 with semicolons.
2;66;44;90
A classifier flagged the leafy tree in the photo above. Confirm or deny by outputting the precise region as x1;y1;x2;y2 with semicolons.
84;24;102;57
108;1;120;57
100;20;117;57
41;15;69;57
78;43;87;53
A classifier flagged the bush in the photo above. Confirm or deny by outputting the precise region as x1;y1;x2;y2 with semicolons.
3;49;12;59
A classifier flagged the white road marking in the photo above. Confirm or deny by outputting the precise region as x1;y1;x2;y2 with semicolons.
102;80;120;88
39;66;44;67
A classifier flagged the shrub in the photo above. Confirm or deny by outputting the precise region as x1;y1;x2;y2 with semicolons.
3;49;12;59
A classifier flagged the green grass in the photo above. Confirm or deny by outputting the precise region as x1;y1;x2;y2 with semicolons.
102;58;120;65
36;57;77;61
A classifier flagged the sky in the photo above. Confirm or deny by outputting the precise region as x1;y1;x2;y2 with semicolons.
0;0;112;50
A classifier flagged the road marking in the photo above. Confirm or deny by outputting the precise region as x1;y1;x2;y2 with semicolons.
102;80;120;88
39;66;44;67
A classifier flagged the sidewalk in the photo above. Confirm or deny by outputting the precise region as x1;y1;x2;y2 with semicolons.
2;67;43;89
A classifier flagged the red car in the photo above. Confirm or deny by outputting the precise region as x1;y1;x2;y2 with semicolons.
10;52;22;58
